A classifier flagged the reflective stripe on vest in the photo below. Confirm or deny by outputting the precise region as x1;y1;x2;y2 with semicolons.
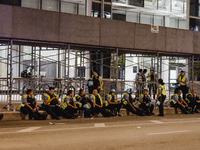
157;84;167;96
138;94;151;105
122;94;129;105
42;93;58;105
90;94;103;105
105;94;117;106
179;75;187;86
74;95;82;108
170;94;178;104
92;75;103;91
20;94;28;108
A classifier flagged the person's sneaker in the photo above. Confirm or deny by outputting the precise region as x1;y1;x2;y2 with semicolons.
150;113;155;115
0;114;3;121
42;112;48;120
20;113;25;120
117;114;122;117
158;114;164;116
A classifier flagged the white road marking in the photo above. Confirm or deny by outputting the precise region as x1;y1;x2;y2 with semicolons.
94;123;105;128
150;120;164;124
147;130;190;135
17;127;41;133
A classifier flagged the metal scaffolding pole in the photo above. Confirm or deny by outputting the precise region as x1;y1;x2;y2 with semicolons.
116;48;119;94
67;44;70;90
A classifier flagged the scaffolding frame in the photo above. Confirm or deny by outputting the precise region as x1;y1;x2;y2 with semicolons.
0;38;198;107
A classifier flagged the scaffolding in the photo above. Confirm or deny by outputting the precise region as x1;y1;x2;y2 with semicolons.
0;38;198;107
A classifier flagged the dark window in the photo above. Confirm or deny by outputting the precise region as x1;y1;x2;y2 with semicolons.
113;13;126;21
190;0;199;17
129;0;144;7
104;4;111;19
92;2;101;18
190;18;200;31
104;0;111;2
0;0;21;6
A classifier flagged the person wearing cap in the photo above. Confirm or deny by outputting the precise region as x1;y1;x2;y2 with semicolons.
105;89;122;116
170;90;191;114
89;89;112;117
122;88;145;116
156;79;167;116
75;89;92;118
138;89;154;115
186;89;200;113
92;70;103;93
177;71;188;100
146;67;157;99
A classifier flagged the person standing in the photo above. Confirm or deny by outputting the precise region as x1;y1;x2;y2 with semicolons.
135;69;143;96
20;89;47;120
177;71;188;100
146;67;157;99
92;70;103;93
156;79;167;116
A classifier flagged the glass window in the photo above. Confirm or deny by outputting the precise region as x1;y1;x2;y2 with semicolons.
172;0;184;14
144;0;157;9
169;17;178;28
179;19;187;29
61;2;77;14
104;4;111;19
158;0;171;11
92;2;101;18
190;18;200;31
113;10;126;21
42;0;58;12
129;0;144;7
126;11;138;23
140;13;152;25
21;0;39;9
190;0;198;17
78;4;85;15
104;0;111;2
154;15;163;26
113;0;127;4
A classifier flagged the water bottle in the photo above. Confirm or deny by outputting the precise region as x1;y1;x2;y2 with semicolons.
13;105;16;112
82;112;84;118
7;105;10;111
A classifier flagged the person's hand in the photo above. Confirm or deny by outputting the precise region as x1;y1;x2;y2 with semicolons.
88;103;91;107
33;108;37;112
144;101;146;104
52;97;56;100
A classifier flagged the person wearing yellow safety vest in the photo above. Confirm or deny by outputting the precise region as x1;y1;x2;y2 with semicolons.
138;89;154;116
170;90;191;114
122;88;145;116
92;70;103;93
156;79;167;116
42;87;75;120
105;89;122;116
89;89;112;117
177;71;188;100
61;90;79;116
186;89;200;113
146;67;157;99
75;89;92;118
20;89;47;120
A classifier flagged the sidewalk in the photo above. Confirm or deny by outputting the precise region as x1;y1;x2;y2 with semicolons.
0;102;179;121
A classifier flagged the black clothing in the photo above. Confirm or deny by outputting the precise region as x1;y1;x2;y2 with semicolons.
95;95;101;105
125;104;145;116
170;102;190;114
92;106;111;117
20;106;46;120
139;103;154;115
107;103;121;114
178;85;188;100
93;76;100;90
158;94;166;116
44;105;73;119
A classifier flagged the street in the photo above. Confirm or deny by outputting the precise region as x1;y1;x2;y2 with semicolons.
1;114;200;150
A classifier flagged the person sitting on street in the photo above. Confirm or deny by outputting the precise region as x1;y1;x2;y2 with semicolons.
186;89;200;113
20;89;47;120
170;90;192;114
105;89;122;116
89;89;112;117
42;87;76;120
75;89;92;118
138;89;154;116
122;88;145;116
61;90;79;116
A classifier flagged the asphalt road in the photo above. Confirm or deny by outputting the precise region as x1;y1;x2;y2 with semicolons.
1;114;200;150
